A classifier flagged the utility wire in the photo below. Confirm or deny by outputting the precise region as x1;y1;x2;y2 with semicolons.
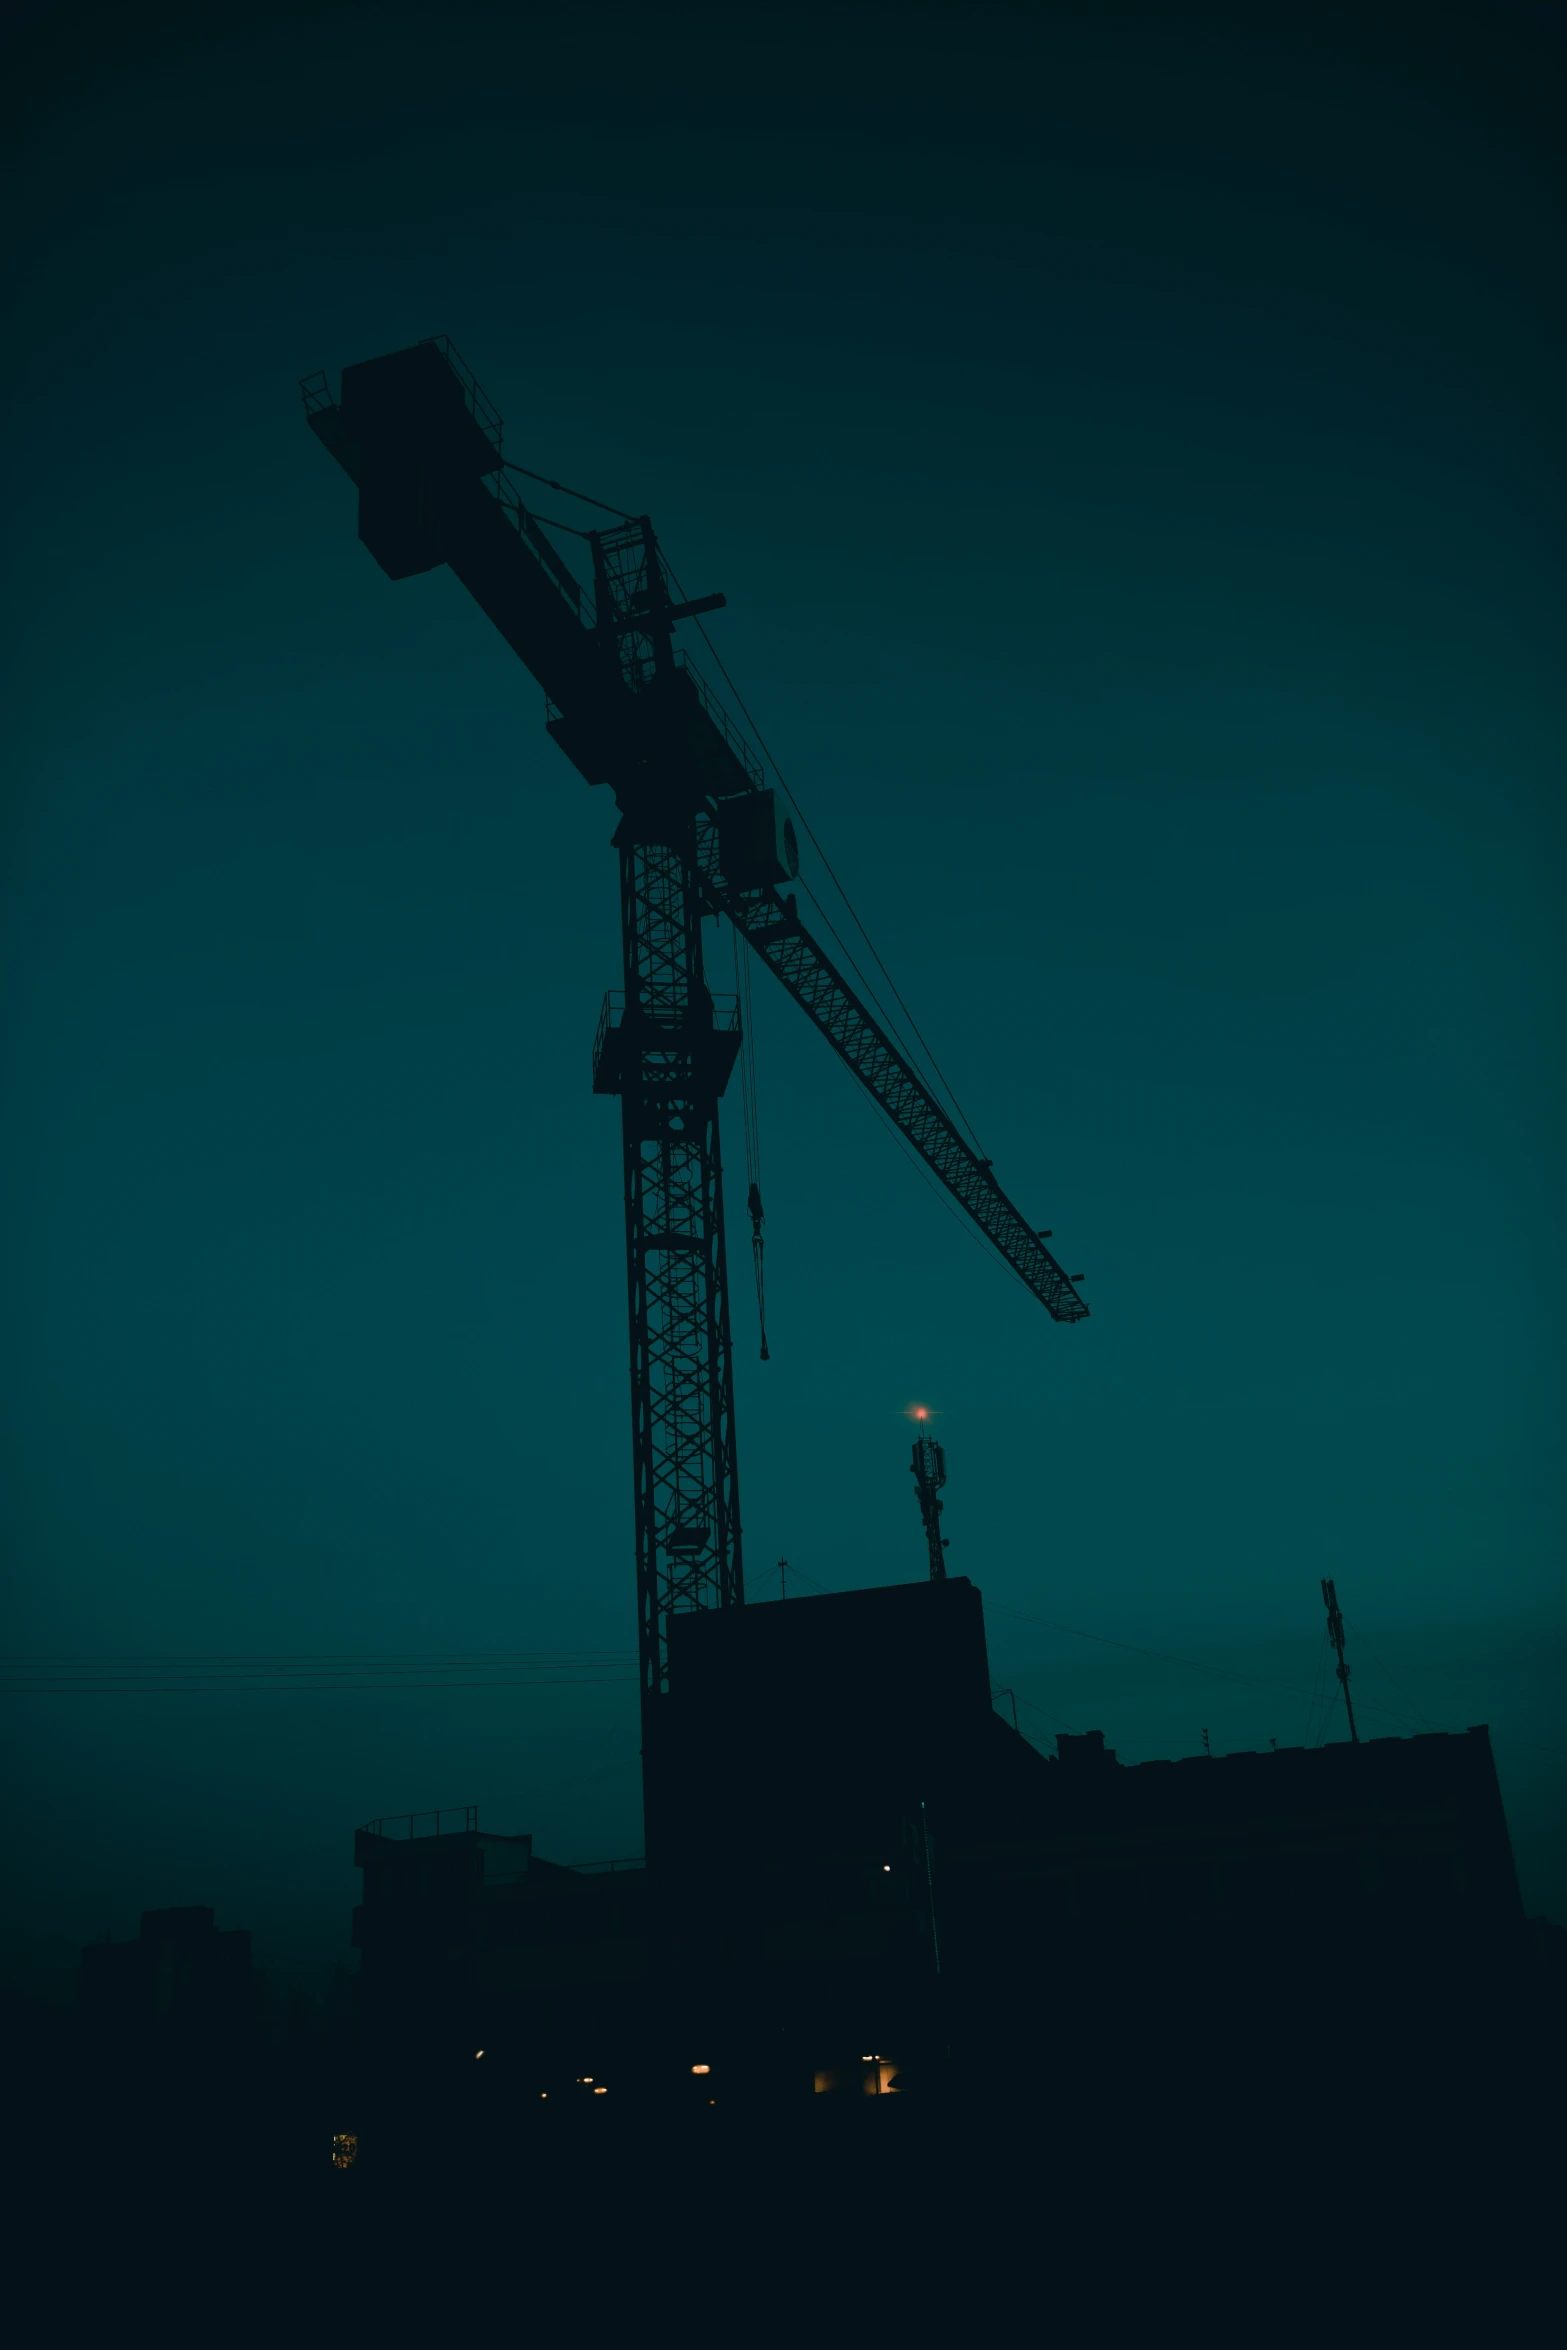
993;1601;1328;1698
1;1676;638;1695
1356;1637;1444;1730
986;1602;1437;1733
1;1649;639;1696
0;1650;637;1663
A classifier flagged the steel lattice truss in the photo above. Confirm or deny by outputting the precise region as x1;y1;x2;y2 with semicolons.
617;839;742;1696
695;817;1088;1323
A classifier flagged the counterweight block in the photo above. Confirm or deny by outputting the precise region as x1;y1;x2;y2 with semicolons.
339;341;502;580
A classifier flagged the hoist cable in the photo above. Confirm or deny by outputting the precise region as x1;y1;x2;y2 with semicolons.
732;920;770;1360
498;460;635;521
663;568;988;1158
508;504;597;539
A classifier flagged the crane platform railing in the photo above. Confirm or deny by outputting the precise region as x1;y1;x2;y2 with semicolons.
592;989;742;1087
415;334;505;463
359;1805;479;1841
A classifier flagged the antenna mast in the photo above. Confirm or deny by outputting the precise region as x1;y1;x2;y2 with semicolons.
1320;1578;1360;1745
909;1417;949;1581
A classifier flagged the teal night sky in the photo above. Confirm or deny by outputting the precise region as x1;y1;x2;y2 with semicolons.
3;1;1562;2001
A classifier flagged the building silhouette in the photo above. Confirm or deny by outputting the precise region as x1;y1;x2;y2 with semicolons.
350;1577;1528;2115
79;1906;257;2059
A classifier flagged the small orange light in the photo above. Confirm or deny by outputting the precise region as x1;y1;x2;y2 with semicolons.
594;2086;607;2095
691;2063;711;2075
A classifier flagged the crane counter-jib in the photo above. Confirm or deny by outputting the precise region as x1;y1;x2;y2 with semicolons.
307;347;609;722
307;386;759;806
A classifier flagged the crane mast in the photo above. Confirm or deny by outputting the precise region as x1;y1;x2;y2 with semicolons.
300;335;1090;1805
588;520;744;1697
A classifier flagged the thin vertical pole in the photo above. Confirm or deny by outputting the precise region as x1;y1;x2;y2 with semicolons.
1321;1578;1360;1744
920;1800;941;1977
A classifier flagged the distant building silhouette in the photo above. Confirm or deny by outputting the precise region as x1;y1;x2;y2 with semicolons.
351;1578;1528;2111
79;1906;256;2059
352;1811;646;2078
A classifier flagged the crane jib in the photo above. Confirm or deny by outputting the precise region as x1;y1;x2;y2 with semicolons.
694;838;1087;1326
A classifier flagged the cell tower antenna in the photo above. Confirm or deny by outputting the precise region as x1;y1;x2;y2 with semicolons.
909;1414;949;1582
1320;1577;1360;1745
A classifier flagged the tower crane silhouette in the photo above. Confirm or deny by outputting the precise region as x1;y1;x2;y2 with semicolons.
300;337;1088;1793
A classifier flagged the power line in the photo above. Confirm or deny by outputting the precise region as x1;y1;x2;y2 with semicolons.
1356;1636;1444;1731
1;1676;638;1695
1;1654;639;1673
987;1602;1437;1734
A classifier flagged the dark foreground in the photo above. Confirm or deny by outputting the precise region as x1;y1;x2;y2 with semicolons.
12;1986;1562;2340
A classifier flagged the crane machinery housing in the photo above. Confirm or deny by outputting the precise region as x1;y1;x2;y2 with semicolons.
301;335;1087;1840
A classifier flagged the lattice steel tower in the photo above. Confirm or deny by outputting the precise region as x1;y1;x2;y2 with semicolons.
587;519;744;1690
